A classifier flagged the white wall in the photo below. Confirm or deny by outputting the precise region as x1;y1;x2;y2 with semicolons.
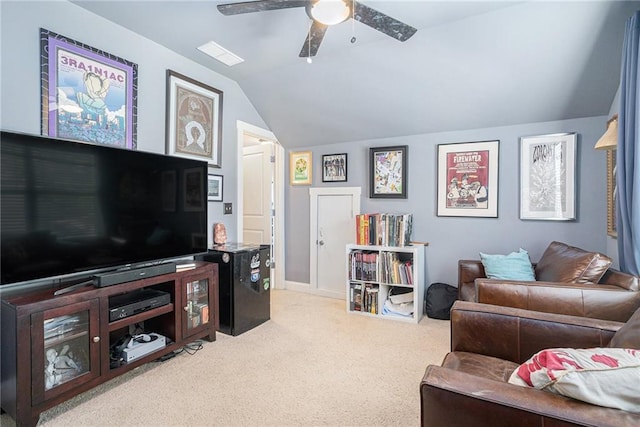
286;116;610;286
0;0;269;246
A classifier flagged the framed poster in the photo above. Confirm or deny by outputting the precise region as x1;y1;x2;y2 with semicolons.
290;151;312;185
322;153;347;182
207;174;224;202
40;28;138;149
166;70;223;167
370;145;407;199
437;140;499;217
607;149;617;237
519;133;577;221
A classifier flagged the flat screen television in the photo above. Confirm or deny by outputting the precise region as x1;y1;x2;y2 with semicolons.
1;130;208;289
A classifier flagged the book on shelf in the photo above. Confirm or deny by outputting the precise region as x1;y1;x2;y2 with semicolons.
355;213;413;247
363;283;379;314
350;283;362;311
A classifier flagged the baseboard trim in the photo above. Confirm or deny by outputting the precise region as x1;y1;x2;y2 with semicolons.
284;281;344;300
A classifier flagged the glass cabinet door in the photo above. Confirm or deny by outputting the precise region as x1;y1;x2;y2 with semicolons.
43;311;90;390
184;278;210;336
32;299;100;404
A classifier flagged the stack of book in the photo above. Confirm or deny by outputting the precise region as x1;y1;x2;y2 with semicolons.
379;252;413;285
348;250;378;282
349;250;414;285
349;283;379;314
355;213;413;247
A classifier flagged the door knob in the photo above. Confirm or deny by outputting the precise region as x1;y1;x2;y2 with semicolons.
318;240;325;246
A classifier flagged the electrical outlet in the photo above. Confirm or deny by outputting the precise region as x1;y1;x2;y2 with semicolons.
224;203;232;215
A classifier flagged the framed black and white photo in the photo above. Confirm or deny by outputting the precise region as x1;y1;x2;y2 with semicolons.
370;145;407;198
520;133;577;221
322;153;347;182
437;140;499;217
207;173;223;202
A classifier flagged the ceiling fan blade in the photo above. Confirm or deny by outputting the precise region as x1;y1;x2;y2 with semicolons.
299;21;328;58
353;1;417;42
217;0;307;16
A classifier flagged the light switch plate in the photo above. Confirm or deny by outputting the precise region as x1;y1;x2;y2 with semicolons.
224;203;232;214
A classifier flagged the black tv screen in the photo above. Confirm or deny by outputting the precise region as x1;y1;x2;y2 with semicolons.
1;130;208;287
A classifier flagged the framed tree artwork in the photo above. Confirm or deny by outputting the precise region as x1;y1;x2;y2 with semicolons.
519;133;577;221
290;151;312;185
166;70;223;167
40;28;138;149
370;145;407;198
437;140;499;217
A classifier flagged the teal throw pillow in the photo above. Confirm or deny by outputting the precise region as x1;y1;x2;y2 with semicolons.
479;248;536;281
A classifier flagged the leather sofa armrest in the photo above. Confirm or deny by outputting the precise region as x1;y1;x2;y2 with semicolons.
474;279;640;322
458;260;485;287
450;301;621;363
458;260;484;301
420;365;640;427
600;268;640;291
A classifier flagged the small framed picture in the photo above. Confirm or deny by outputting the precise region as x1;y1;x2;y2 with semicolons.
370;145;407;198
207;174;223;202
437;140;499;217
520;133;577;221
322;153;347;182
290;151;312;185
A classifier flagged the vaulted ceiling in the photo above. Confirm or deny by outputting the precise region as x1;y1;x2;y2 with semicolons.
72;1;639;148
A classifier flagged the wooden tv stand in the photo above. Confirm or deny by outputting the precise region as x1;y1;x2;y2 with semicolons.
0;261;218;427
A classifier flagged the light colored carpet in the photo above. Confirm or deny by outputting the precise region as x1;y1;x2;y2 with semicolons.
2;289;450;426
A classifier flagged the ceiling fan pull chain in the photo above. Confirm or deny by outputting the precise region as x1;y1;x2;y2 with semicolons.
351;0;357;44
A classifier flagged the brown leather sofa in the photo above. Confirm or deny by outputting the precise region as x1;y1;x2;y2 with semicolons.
458;242;640;322
420;301;640;427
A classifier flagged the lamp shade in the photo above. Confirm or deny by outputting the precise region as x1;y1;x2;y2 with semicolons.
595;114;618;150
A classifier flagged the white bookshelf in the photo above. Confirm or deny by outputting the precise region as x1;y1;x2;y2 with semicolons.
346;244;425;323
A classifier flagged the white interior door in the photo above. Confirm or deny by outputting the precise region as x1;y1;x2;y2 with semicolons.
310;187;361;299
236;120;284;290
243;144;272;245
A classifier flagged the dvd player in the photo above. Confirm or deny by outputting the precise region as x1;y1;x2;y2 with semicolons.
108;289;171;321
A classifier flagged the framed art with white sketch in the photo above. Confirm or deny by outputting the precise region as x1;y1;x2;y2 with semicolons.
519;133;576;221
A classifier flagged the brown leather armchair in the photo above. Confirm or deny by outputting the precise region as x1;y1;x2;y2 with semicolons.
420;301;640;427
458;242;640;322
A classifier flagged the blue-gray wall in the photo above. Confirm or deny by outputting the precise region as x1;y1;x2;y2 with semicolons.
0;0;268;247
286;116;610;286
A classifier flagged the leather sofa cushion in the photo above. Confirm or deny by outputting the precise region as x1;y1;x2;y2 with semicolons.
442;351;519;383
610;307;640;349
535;241;612;284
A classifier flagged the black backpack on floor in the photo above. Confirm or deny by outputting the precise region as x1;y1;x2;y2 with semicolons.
425;283;458;320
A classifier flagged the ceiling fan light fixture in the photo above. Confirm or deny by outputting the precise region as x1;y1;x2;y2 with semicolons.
310;0;350;26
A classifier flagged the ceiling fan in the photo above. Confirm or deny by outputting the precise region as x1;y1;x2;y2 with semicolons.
217;0;417;58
